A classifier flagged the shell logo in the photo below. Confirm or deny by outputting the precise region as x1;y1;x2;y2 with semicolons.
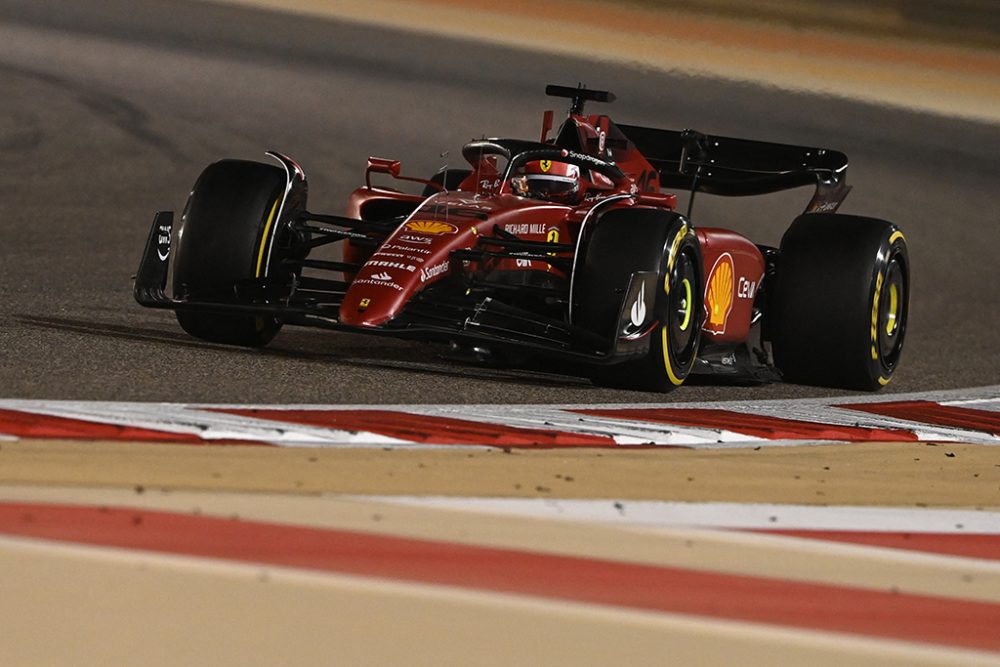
404;220;458;235
704;252;734;335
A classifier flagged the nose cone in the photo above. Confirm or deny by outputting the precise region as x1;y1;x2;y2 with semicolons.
339;217;472;327
340;193;509;327
338;262;416;327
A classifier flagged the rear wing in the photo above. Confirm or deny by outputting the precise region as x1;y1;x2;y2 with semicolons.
617;124;850;213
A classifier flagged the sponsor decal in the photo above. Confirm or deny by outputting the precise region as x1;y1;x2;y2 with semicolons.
358;297;370;310
504;223;549;236
515;258;533;268
737;276;757;300
563;149;611;169
630;280;647;328
368;259;416;273
404;220;458;235
353;277;403;292
385;242;431;254
810;200;839;213
156;223;171;261
371;271;393;281
539;159;553;173
704;252;734;335
621;277;655;340
870;270;883;360
397;235;432;246
419;260;450;283
371;251;420;262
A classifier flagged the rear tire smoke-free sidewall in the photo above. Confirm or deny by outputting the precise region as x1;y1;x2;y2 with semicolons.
770;213;909;390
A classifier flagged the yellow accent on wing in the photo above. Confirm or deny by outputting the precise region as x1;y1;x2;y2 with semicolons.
661;326;684;386
256;197;281;278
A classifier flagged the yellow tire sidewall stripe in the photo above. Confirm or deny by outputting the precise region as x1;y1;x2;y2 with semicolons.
661;225;692;386
255;197;281;278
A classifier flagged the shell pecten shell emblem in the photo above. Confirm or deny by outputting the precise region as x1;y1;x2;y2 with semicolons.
705;252;734;334
404;220;459;235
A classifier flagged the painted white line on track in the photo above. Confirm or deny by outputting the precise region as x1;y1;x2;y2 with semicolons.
359;497;1000;534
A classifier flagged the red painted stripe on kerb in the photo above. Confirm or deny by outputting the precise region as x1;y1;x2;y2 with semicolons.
842;401;1000;436
755;530;1000;561
1;502;998;652
0;408;206;443
214;409;617;447
574;408;919;441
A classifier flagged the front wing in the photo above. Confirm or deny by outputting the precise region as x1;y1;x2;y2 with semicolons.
134;212;656;364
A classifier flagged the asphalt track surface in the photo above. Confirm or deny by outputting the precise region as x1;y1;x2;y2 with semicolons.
0;0;998;404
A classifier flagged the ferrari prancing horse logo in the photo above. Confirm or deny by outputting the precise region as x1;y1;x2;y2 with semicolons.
539;159;552;173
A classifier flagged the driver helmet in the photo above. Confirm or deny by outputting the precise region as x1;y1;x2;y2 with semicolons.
512;160;580;203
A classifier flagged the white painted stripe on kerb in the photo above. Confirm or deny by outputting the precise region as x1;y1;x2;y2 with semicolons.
421;404;762;446
1;385;998;448
0;401;412;447
361;497;1000;534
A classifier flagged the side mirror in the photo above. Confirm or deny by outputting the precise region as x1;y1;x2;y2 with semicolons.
365;157;401;188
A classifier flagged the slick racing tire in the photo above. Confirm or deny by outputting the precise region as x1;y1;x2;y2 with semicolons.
770;213;909;390
172;160;289;347
575;208;703;392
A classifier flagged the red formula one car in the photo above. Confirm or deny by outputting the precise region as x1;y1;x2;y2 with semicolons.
135;84;908;391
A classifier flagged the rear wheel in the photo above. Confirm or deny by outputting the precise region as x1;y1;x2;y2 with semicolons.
575;208;703;391
770;213;909;389
173;160;291;347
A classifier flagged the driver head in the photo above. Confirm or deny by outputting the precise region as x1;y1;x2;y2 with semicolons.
512;160;580;203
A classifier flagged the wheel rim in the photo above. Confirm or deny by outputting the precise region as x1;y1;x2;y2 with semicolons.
667;250;698;361
677;277;693;332
877;255;906;364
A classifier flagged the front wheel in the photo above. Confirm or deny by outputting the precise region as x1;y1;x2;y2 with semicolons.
172;160;292;347
575;208;704;391
770;213;909;390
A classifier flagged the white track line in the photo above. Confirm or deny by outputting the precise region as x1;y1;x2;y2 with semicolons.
358;497;1000;534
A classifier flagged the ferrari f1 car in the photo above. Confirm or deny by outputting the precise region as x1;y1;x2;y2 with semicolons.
135;84;908;391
